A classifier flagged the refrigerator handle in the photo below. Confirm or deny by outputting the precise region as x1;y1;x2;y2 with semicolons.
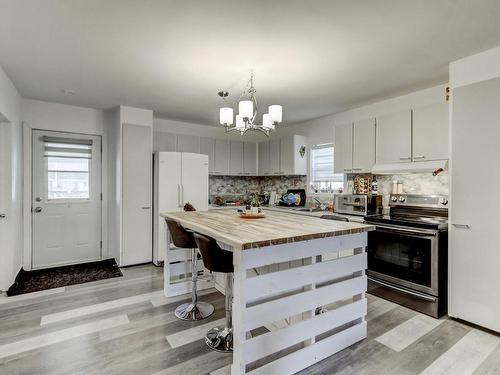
177;184;181;207
181;184;184;206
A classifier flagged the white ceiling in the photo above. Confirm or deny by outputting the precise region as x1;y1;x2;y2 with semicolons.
2;0;500;125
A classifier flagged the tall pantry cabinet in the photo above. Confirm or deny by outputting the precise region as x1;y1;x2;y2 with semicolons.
107;106;153;267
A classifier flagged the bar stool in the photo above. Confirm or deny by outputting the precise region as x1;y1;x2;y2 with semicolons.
193;232;234;353
165;219;214;321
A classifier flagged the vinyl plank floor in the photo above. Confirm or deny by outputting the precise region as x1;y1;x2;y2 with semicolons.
375;314;444;352
0;264;497;375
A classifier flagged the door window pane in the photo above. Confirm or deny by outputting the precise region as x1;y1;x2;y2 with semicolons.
47;157;90;199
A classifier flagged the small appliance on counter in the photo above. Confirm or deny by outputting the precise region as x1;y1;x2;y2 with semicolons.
334;194;382;216
277;189;306;207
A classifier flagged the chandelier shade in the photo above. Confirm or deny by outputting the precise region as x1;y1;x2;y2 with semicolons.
268;105;283;123
238;100;253;120
219;107;233;126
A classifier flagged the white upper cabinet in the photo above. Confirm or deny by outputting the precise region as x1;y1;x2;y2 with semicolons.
334;123;354;173
229;141;244;175
214;139;229;174
412;102;449;161
176;134;200;153
258;141;270;175
352;118;376;172
153;132;177;152
243;142;257;175
280;135;307;175
376;110;412;164
200;137;215;173
269;139;281;175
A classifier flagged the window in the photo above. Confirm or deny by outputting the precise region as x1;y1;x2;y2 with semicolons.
44;138;92;200
310;144;344;193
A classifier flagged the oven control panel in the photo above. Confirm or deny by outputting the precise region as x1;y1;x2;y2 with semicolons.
389;194;449;209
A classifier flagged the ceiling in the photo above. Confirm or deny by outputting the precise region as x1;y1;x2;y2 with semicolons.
2;0;500;126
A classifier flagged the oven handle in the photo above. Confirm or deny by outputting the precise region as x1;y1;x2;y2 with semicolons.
368;277;437;302
366;223;438;237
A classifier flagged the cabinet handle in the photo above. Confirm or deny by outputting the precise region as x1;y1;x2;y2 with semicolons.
452;223;470;229
352;168;362;171
141;207;151;210
343;169;352;172
413;155;426;160
399;157;411;161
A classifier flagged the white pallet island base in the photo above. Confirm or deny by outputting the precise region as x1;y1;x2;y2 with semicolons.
164;227;215;297
231;232;368;375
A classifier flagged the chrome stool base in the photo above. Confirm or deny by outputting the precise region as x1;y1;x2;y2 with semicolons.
205;326;233;353
174;301;214;321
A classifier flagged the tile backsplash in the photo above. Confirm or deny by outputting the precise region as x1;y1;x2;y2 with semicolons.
209;175;307;199
347;172;449;206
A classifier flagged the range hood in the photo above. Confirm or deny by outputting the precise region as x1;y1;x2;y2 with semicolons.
371;160;448;175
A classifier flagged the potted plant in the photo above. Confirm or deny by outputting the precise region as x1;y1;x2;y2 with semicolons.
249;194;261;214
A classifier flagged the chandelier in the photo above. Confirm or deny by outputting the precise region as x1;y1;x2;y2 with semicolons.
218;72;282;136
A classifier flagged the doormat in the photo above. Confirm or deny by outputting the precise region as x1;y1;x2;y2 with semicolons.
7;258;123;296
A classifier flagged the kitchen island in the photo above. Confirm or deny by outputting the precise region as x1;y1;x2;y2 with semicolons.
160;209;374;375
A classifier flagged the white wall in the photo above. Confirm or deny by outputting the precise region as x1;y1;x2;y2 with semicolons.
22;99;106;135
450;46;500;89
0;65;22;291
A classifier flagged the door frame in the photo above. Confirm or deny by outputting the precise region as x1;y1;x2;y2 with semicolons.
23;124;109;270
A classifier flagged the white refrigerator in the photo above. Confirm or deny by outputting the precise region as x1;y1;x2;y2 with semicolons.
153;152;209;264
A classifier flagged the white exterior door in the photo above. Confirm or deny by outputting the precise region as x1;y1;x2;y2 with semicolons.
32;130;102;269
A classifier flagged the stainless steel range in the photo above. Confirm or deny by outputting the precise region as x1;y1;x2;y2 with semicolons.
364;194;448;318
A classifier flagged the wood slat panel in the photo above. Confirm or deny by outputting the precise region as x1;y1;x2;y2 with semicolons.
245;253;366;302
247;321;367;375
242;299;367;364
243;275;367;332
242;233;366;269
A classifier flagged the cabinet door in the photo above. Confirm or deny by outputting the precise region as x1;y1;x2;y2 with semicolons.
200;137;215;173
449;78;500;332
334;123;353;173
177;134;200;153
154;132;176;152
181;153;208;211
352;118;376;172
122;124;152;266
229;141;244;175
412;102;449;161
258;141;270;175
279;136;293;175
214;139;229;174
269;139;281;175
243;142;257;175
376;110;412;164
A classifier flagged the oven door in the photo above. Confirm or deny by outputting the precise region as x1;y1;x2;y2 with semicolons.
366;224;438;296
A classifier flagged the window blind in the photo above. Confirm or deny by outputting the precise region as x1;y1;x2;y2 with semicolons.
43;136;93;159
311;144;343;182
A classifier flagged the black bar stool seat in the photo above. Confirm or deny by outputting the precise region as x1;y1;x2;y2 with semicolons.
194;232;234;353
165;218;214;321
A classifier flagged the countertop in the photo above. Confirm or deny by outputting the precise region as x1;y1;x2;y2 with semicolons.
209;204;366;222
160;209;374;250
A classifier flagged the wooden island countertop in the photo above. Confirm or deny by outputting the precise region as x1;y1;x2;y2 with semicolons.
160;209;374;250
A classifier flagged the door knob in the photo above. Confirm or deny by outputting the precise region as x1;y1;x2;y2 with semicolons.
34;207;42;213
0;214;6;219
